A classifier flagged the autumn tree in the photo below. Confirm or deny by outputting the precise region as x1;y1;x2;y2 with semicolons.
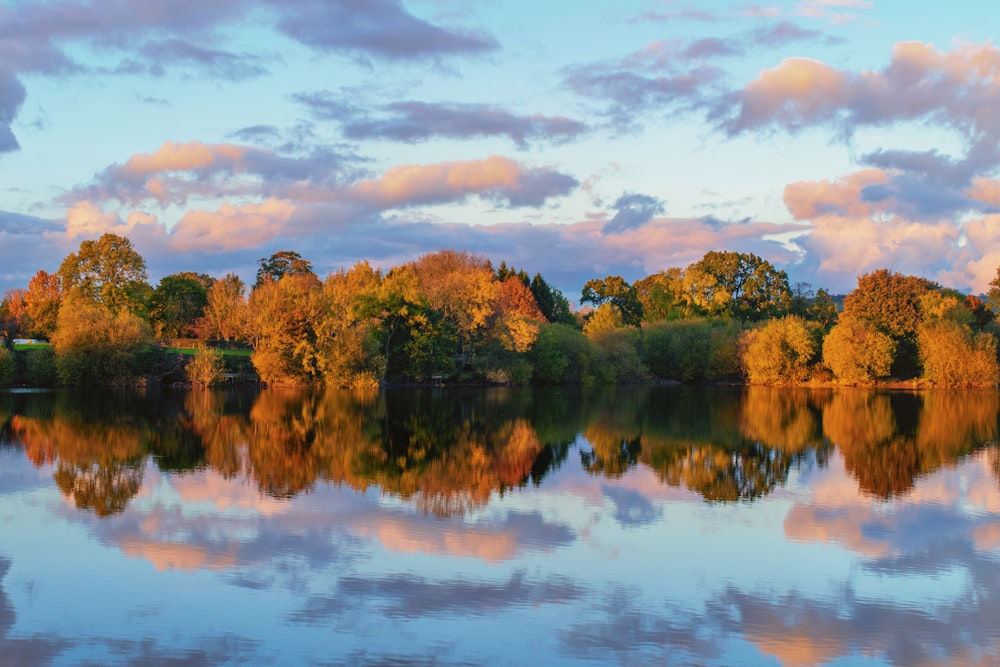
634;268;690;322
22;269;62;339
841;269;936;377
822;318;895;385
683;251;791;320
918;319;999;387
255;250;315;287
580;275;642;327
195;273;247;342
316;261;385;388
246;273;325;386
741;316;817;384
58;233;149;314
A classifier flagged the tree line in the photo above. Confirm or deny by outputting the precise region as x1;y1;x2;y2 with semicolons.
2;232;1000;387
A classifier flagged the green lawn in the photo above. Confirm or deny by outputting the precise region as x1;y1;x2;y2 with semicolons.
13;342;51;350
166;347;253;357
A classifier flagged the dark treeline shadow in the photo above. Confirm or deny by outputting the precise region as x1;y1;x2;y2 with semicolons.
2;386;1000;515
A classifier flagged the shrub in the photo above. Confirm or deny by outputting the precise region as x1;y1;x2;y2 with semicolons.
822;318;895;384
531;323;605;384
185;348;225;386
23;347;57;386
741;316;816;384
918;320;999;387
588;326;649;384
641;319;743;382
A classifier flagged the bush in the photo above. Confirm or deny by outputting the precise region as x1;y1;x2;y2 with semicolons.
641;319;743;382
531;323;605;384
822;318;895;384
918;320;999;387
185;348;225;386
588;326;649;384
741;316;816;384
22;347;57;386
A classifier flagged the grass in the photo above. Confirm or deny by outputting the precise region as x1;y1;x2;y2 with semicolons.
13;342;51;350
166;347;253;357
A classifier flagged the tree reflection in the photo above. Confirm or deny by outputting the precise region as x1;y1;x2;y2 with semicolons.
823;390;999;498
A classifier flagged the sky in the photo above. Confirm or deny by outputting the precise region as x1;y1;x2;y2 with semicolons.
1;0;1000;298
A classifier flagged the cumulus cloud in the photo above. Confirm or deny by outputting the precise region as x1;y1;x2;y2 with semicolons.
602;192;666;234
297;96;589;149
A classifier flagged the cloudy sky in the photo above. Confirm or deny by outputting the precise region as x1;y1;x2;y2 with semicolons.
1;0;999;297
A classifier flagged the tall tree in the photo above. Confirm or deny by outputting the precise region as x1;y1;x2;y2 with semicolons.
149;273;211;338
580;275;642;326
684;250;791;320
195;273;247;342
22;270;62;339
529;273;574;325
58;233;149;314
256;250;315;287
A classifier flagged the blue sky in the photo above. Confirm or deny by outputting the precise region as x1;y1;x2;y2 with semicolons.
2;0;1000;297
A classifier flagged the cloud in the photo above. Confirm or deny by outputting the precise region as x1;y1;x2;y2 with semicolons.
297;97;589;149
0;70;26;153
265;0;498;61
344;156;578;208
602;192;666;234
171;200;297;252
794;0;874;25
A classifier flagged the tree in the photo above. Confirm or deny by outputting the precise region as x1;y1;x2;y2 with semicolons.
634;268;690;321
822;318;895;384
918;319;999;387
841;269;937;378
58;233;149;314
741;316;816;384
195;273;247;342
529;273;574;325
149;273;211;338
580;275;642;327
22;270;62;339
246;273;325;386
684;251;791;320
256;250;315;287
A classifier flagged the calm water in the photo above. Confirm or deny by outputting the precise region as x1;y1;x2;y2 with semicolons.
1;385;999;666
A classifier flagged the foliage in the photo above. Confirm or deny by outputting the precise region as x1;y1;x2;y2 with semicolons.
51;298;153;384
741;316;816;384
185;348;225;386
641;319;743;381
57;233;149;314
149;273;210;338
0;346;13;385
684;251;792;320
634;268;691;321
580;275;642;326
22;347;57;386
22;270;62;338
195;273;247;342
588;326;649;383
918;320;999;387
247;274;325;386
529;273;574;325
822;318;895;384
256;250;315;287
531;323;606;384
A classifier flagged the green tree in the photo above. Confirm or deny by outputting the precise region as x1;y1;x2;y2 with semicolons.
255;250;315;287
529;273;574;325
634;268;690;321
58;233;149;314
149;273;211;338
684;251;792;320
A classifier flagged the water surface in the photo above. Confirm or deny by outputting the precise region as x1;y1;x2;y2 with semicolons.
1;386;998;666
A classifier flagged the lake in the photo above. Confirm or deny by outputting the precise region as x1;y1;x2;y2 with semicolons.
1;385;999;666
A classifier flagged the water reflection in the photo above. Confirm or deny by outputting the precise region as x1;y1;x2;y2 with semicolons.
3;387;1000;666
3;386;1000;515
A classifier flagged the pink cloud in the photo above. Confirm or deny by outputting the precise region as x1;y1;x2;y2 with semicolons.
170;199;296;252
